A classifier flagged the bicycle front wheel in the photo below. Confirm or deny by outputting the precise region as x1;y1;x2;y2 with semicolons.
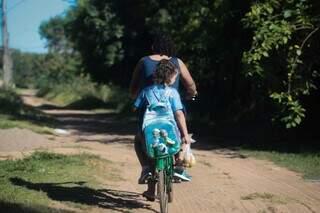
158;170;168;213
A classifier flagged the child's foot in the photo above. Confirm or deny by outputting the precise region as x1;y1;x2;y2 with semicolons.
173;167;192;181
138;167;152;184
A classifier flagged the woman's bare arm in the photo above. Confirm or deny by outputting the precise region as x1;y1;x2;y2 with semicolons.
178;59;197;99
129;59;143;99
175;110;191;144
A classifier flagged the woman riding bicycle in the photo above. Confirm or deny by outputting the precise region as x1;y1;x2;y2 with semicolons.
133;59;192;201
129;33;197;189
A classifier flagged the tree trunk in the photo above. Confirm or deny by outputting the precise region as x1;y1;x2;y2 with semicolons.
2;0;13;88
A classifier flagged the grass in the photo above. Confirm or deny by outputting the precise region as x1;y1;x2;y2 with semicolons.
0;88;55;134
241;192;314;211
241;192;290;204
0;151;121;212
0;114;53;134
238;149;320;180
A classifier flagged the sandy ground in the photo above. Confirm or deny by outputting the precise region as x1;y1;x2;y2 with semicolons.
0;90;319;213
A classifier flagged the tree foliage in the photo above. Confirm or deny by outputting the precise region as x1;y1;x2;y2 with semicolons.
53;0;253;120
39;16;71;53
37;0;320;128
38;14;83;89
9;49;44;88
242;0;320;128
65;0;124;83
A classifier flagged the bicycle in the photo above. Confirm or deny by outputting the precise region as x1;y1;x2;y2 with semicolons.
142;95;197;213
154;149;174;213
144;120;180;213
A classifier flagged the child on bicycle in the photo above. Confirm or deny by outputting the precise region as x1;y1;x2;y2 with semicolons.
133;59;192;201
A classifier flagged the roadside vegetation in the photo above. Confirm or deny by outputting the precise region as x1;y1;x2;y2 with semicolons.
0;151;121;212
239;149;320;180
0;88;54;134
37;75;130;113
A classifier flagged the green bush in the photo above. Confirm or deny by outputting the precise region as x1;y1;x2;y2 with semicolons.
0;89;24;115
37;75;130;112
0;89;54;133
0;88;49;120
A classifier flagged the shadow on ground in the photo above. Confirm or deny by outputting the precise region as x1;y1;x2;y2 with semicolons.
36;102;137;137
35;100;320;155
75;137;134;145
37;97;117;111
10;177;157;213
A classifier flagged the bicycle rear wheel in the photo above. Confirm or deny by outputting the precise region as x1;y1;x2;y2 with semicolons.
158;170;168;213
168;181;173;203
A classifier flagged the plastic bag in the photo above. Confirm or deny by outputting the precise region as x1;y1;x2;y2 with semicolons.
183;143;196;168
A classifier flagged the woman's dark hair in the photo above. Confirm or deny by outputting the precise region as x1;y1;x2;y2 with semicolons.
152;33;176;56
153;59;178;85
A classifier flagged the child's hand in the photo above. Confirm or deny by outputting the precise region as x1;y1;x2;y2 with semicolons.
182;136;191;144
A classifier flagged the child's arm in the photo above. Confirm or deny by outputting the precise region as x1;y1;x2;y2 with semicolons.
133;89;145;112
169;89;191;144
175;110;191;144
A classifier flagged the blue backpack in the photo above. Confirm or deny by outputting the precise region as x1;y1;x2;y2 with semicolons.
142;87;181;158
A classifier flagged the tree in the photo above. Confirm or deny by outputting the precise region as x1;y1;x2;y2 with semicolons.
65;0;124;83
1;0;13;87
39;13;83;86
39;16;72;54
242;0;320;128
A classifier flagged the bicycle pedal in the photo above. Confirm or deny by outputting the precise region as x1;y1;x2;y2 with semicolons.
138;178;150;184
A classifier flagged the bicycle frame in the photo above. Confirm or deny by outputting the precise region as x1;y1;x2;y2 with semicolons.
155;153;174;180
153;152;174;213
143;120;179;212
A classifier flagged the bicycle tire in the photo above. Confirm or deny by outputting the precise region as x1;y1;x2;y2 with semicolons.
158;170;168;213
168;181;173;203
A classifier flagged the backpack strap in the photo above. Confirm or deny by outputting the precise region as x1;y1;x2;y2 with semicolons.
151;89;161;103
157;87;172;106
146;86;172;106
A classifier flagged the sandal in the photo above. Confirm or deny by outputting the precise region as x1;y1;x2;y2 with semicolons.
142;190;155;202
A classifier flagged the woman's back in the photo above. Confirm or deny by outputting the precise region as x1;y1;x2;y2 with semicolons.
140;56;180;90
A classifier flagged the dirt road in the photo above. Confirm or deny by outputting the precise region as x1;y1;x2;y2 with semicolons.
1;91;320;213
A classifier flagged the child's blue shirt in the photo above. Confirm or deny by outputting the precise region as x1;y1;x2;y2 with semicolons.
134;84;183;130
134;84;183;113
